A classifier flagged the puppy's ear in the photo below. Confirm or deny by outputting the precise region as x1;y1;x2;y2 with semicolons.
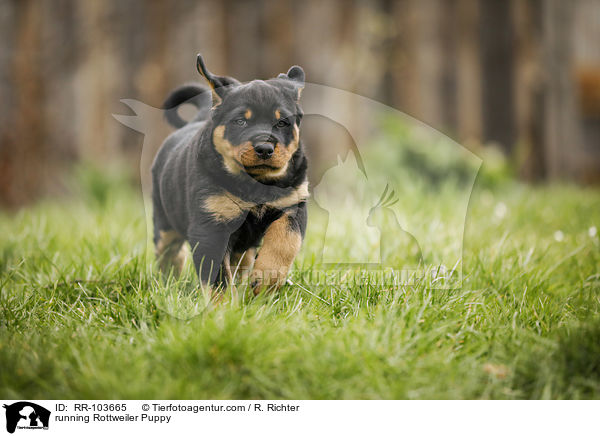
285;66;305;87
278;65;305;100
196;54;240;104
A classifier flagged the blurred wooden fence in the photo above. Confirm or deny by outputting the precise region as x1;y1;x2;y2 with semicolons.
1;0;599;207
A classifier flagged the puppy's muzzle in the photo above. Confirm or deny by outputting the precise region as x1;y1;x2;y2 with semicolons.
252;134;276;159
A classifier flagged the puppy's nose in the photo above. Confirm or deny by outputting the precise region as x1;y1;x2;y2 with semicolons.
254;142;274;159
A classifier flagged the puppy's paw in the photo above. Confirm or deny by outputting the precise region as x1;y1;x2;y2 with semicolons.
249;268;287;295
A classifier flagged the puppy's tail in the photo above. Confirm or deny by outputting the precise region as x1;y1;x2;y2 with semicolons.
162;83;212;128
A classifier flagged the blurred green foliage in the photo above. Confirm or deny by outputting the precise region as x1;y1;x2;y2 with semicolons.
70;162;138;208
373;115;513;190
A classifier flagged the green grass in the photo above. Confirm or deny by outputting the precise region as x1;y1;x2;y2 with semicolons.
1;153;599;399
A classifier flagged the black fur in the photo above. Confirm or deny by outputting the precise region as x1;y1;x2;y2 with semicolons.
152;55;308;287
162;83;212;128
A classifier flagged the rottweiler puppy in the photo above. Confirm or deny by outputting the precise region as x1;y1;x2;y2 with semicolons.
152;54;308;292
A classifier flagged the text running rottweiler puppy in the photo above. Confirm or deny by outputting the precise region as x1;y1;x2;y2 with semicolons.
152;54;308;292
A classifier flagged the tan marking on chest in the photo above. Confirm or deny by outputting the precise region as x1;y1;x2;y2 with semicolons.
203;192;254;222
266;180;309;209
250;204;269;219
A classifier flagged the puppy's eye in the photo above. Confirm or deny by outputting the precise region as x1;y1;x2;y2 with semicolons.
234;118;247;127
275;119;290;128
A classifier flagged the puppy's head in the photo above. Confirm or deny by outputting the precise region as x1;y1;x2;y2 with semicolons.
197;54;305;179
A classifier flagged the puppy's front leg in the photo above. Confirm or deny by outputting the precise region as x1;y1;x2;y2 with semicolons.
188;224;231;287
251;205;306;292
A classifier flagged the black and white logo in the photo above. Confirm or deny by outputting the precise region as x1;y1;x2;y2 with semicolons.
3;402;50;434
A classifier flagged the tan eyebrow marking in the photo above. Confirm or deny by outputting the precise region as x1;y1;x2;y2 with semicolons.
244;109;252;119
275;109;281;120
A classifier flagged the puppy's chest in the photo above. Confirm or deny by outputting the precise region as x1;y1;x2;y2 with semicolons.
245;204;282;231
202;179;308;223
230;206;282;251
250;204;270;219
